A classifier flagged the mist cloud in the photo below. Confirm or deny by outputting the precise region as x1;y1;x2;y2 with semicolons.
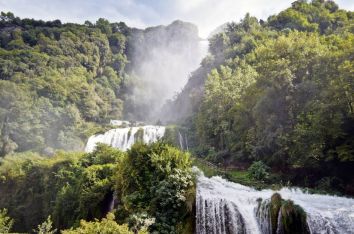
124;21;207;121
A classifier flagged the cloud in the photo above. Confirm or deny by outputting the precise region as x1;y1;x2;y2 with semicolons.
0;0;353;37
171;0;295;37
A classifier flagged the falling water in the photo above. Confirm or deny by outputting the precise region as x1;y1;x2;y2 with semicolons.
178;131;189;151
195;169;354;234
85;125;165;152
184;133;189;151
178;131;184;150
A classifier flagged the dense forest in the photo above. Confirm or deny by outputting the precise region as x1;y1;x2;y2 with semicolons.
0;0;354;233
0;13;128;154
167;0;354;195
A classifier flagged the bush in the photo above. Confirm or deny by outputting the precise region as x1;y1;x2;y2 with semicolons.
248;161;270;181
61;213;136;234
127;212;154;234
115;142;194;233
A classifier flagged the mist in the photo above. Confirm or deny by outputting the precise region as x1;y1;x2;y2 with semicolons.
124;20;208;122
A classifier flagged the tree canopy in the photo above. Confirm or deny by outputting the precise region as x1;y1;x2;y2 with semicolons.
171;0;354;195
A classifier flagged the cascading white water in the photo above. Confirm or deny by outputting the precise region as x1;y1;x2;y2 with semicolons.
195;169;354;234
178;131;189;151
178;131;184;150
85;125;165;152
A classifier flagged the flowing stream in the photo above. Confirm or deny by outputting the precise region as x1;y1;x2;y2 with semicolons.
85;125;165;152
195;169;354;234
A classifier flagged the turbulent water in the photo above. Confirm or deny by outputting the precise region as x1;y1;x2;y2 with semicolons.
195;169;354;234
85;125;165;152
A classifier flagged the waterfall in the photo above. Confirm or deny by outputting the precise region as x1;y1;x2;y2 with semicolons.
85;125;165;152
275;209;284;234
256;199;271;234
178;131;184;150
184;133;189;151
178;131;189;151
195;169;354;234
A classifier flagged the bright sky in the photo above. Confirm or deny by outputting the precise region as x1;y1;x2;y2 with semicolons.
1;0;353;38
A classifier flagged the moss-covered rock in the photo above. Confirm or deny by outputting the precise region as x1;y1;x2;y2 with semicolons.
266;193;310;234
134;128;144;143
127;128;132;140
279;200;309;234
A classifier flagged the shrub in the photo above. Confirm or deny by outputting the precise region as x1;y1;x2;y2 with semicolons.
61;213;136;234
248;161;270;181
115;142;194;233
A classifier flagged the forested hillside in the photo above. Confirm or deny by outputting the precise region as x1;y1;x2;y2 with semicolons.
0;12;129;155
168;0;354;195
0;13;198;156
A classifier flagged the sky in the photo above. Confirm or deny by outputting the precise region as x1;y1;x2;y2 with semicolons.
1;0;353;38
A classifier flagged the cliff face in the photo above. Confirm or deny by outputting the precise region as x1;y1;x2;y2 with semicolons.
127;20;200;69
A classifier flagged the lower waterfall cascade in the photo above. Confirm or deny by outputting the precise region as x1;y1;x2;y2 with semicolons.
195;168;354;234
85;125;165;152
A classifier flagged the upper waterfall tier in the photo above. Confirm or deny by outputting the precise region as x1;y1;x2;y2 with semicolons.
195;169;354;234
85;125;165;152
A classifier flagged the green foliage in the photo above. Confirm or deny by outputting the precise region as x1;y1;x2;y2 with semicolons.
248;161;270;181
0;12;201;155
262;193;310;234
0;145;124;232
61;213;135;234
127;212;154;234
192;157;269;189
0;209;13;233
279;200;309;234
197;62;257;150
115;142;194;233
34;216;57;234
151;168;194;233
187;2;354;194
0;143;195;233
0;13;128;155
268;0;352;34
134;128;144;143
